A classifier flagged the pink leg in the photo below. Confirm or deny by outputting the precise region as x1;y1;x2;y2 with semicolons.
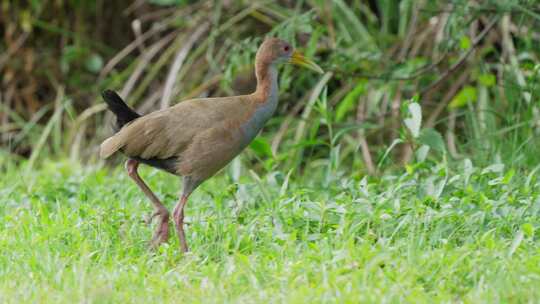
172;195;189;253
125;159;170;248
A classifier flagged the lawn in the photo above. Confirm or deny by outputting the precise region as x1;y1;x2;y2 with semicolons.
1;158;539;303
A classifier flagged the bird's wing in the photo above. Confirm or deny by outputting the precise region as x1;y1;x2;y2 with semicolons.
99;96;251;160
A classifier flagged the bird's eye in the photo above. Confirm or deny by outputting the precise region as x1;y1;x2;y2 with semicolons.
283;45;290;52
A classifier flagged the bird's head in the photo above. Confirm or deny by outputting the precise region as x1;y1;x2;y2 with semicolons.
255;37;323;74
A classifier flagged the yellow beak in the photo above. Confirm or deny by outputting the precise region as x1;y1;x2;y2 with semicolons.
289;50;324;74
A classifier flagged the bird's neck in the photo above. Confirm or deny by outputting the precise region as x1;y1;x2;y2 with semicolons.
254;61;279;107
239;61;279;147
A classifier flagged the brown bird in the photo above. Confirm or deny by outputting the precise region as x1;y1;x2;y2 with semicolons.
100;37;323;252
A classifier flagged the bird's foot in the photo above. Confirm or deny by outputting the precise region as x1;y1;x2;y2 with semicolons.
149;211;170;249
180;238;189;253
175;221;189;253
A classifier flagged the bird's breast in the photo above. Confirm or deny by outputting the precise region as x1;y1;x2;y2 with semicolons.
239;94;278;147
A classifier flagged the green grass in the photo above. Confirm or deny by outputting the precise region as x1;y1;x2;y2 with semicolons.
1;158;539;303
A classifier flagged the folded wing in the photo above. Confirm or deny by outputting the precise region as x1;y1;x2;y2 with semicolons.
99;96;250;161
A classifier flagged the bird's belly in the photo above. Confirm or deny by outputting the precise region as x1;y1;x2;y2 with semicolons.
177;127;246;180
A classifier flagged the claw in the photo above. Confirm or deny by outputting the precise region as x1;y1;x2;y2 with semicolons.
149;216;170;249
146;210;170;248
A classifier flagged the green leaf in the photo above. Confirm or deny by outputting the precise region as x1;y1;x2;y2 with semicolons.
522;223;535;238
508;230;523;257
249;137;273;158
404;102;422;138
481;163;504;174
460;36;471;50
418;128;445;152
416;145;430;162
479;73;496;87
378;138;403;167
449;86;477;109
335;81;366;122
502;169;515;184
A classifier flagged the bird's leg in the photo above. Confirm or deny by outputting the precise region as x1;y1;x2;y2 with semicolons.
125;159;170;247
172;194;190;253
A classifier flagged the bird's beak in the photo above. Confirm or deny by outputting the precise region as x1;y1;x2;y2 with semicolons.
289;50;324;74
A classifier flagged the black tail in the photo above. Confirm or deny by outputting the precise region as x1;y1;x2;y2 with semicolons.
102;90;140;130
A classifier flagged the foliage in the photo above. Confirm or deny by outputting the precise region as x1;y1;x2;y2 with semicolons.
1;1;539;172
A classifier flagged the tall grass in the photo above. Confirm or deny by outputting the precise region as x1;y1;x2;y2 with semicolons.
1;1;539;174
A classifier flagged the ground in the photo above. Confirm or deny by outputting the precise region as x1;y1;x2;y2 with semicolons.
1;159;539;303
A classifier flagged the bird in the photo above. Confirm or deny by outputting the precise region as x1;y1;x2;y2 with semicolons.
99;37;323;252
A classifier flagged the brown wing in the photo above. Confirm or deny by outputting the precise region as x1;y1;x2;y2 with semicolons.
99;96;252;160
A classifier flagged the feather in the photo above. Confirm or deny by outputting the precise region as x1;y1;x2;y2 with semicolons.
100;136;124;158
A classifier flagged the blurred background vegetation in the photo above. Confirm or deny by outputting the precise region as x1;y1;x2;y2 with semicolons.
1;0;539;177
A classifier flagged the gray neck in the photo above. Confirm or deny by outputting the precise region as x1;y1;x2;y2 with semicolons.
240;65;279;146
